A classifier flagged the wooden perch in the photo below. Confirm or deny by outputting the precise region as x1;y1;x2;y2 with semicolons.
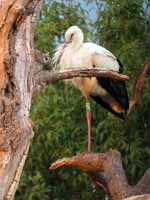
34;68;129;85
50;150;150;200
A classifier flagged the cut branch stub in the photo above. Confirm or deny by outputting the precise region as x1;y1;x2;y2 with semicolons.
50;150;150;200
50;149;122;172
50;151;107;172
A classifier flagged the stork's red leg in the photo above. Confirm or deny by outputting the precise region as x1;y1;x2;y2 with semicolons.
85;96;92;152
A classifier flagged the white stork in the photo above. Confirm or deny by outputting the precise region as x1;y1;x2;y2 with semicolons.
53;26;129;152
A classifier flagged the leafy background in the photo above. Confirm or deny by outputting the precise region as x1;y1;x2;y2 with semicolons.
16;0;150;199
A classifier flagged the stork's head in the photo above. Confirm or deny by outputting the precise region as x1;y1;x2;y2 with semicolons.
64;26;84;49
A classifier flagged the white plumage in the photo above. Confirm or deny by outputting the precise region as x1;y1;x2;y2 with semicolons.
54;42;119;71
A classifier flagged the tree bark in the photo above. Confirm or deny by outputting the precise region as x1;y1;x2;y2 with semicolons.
124;195;150;200
0;0;149;199
0;0;44;199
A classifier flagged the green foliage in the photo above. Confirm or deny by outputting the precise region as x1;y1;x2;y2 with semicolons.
94;0;150;68
16;0;150;199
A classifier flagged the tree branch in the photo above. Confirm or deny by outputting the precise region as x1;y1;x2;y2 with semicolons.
128;59;150;114
49;150;150;200
124;194;150;200
34;68;129;84
32;68;129;95
50;150;131;200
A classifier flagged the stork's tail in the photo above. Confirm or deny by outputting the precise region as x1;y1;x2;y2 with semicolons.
90;95;127;120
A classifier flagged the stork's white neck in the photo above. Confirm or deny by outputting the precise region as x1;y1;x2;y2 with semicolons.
70;31;83;50
65;26;84;50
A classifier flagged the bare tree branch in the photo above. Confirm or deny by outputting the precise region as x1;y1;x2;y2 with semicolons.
50;150;131;200
128;59;150;114
123;194;150;200
34;68;129;84
50;150;150;200
33;68;129;95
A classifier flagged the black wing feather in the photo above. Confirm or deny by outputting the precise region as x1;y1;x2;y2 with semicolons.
90;95;125;119
96;59;129;111
117;58;123;73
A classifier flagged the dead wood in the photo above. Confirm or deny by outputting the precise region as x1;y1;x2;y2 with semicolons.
123;194;150;200
34;68;129;85
50;150;150;200
0;0;44;199
128;59;150;114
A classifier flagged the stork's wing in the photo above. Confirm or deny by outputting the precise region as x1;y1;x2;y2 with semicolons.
83;42;116;60
90;95;126;119
97;77;129;111
84;43;121;72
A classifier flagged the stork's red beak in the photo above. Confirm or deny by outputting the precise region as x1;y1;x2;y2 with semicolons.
56;42;68;65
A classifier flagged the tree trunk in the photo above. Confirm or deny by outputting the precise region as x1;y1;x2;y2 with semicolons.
0;0;44;199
